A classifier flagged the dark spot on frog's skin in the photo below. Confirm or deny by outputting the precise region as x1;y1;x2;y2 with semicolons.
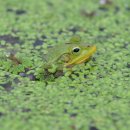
0;81;13;92
89;126;99;130
33;39;44;47
0;35;21;45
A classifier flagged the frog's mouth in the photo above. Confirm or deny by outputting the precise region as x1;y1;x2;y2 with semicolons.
65;45;96;68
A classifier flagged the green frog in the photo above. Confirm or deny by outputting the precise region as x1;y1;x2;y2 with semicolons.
37;35;96;80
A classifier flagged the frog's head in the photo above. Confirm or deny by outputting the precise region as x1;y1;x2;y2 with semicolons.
62;35;96;68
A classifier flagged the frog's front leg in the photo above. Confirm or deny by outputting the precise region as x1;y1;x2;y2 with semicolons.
63;67;73;77
36;63;62;81
37;64;55;80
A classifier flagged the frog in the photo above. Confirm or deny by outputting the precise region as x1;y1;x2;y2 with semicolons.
37;35;96;80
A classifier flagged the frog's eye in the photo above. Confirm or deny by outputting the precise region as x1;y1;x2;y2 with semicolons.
72;47;80;53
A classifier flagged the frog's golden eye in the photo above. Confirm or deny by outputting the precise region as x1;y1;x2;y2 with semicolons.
72;47;80;53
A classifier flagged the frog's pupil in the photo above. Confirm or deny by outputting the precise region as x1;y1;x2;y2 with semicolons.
73;47;80;52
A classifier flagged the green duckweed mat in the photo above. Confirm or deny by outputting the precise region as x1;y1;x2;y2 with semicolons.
0;0;130;130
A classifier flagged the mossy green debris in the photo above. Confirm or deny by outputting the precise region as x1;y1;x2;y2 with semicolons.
0;0;130;130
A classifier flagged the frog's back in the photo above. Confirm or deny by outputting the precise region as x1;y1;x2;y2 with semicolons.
43;44;70;64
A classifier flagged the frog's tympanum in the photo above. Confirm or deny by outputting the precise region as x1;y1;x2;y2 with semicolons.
39;35;96;80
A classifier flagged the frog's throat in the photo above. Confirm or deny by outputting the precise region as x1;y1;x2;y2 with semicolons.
65;45;96;68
